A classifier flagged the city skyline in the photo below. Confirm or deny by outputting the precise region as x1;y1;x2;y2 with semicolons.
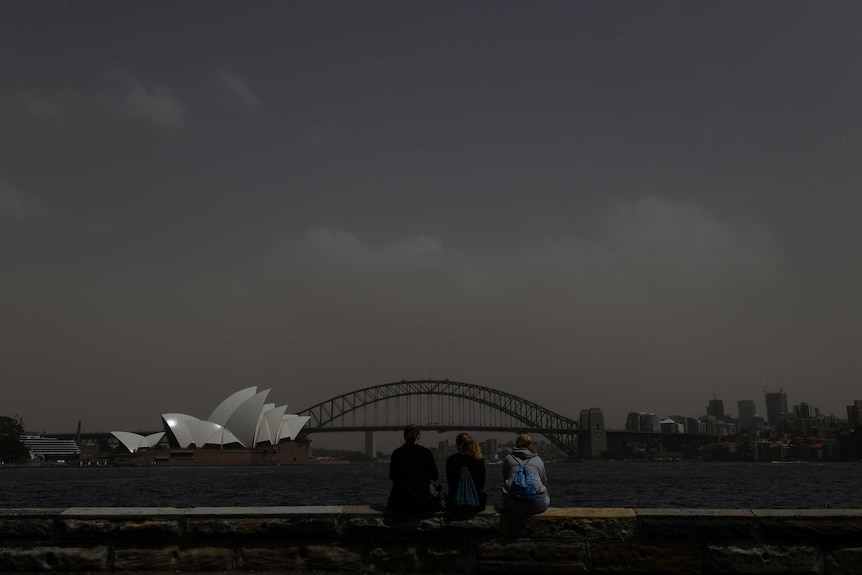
2;3;860;436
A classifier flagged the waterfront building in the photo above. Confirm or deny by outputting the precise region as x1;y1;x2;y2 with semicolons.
641;412;658;432
578;408;607;457
737;400;757;423
20;435;81;463
846;400;862;427
483;437;498;458
706;399;725;419
659;418;683;433
110;387;312;465
765;389;788;427
625;411;658;433
795;402;813;419
685;417;705;435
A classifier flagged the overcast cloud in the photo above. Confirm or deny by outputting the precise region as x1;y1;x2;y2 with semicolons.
1;2;860;440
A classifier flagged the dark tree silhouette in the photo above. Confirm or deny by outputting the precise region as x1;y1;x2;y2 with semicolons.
0;416;29;464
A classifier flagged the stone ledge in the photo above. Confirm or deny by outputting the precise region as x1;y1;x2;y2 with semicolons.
1;507;861;574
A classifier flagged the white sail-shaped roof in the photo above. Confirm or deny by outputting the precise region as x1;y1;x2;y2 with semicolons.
162;413;199;449
208;386;258;426
135;389;308;451
111;431;165;453
185;420;225;447
209;426;241;446
256;404;287;446
224;389;270;447
278;414;311;441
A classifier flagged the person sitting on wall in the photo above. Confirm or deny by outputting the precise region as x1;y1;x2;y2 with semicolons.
446;432;487;512
387;424;442;513
501;433;550;514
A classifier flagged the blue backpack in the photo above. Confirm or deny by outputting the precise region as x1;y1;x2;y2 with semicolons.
509;462;538;501
454;466;480;508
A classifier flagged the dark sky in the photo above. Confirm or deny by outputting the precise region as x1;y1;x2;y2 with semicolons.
2;1;860;436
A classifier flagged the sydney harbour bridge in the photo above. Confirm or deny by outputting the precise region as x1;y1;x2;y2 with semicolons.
296;379;584;459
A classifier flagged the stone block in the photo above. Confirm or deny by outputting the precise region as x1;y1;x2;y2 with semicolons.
500;508;637;542
242;543;363;572
0;518;55;539
0;545;109;571
175;546;236;571
241;545;304;570
825;547;862;575
117;519;184;537
368;543;422;572
705;544;824;574
591;542;701;574
186;515;341;537
345;512;452;538
61;518;121;535
638;509;757;543
302;543;364;571
64;518;182;538
424;546;475;573
477;539;590;574
754;510;862;543
114;546;179;570
113;544;235;571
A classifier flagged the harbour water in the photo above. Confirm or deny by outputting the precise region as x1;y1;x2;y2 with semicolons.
2;461;860;509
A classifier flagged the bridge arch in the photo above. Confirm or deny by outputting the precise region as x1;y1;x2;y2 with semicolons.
297;380;580;459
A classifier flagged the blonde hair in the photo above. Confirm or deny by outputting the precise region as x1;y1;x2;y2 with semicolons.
515;433;536;454
456;432;483;460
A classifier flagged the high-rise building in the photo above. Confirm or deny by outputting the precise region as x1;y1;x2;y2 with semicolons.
625;412;658;432
642;413;658;433
578;408;607;457
707;399;725;419
738;400;757;423
795;402;813;419
483;438;499;460
847;400;862;427
765;389;788;427
685;417;705;434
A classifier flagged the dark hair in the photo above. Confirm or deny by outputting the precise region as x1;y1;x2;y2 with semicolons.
403;424;420;444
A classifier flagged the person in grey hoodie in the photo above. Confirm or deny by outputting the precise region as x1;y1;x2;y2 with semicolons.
501;433;550;513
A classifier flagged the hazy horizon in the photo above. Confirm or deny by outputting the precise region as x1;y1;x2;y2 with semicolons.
2;2;860;441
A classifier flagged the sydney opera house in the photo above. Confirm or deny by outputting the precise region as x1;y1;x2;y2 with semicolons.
111;387;313;466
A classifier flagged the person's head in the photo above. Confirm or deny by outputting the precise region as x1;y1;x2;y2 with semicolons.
455;432;483;460
403;424;420;444
515;433;536;454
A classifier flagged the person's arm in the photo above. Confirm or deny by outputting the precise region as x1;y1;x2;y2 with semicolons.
502;454;513;489
389;449;398;482
446;455;458;495
428;449;439;481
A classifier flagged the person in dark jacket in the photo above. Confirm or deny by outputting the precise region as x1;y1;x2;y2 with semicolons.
387;424;440;512
502;433;550;513
445;432;487;512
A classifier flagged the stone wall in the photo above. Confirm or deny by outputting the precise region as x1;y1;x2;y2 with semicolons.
1;506;861;574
